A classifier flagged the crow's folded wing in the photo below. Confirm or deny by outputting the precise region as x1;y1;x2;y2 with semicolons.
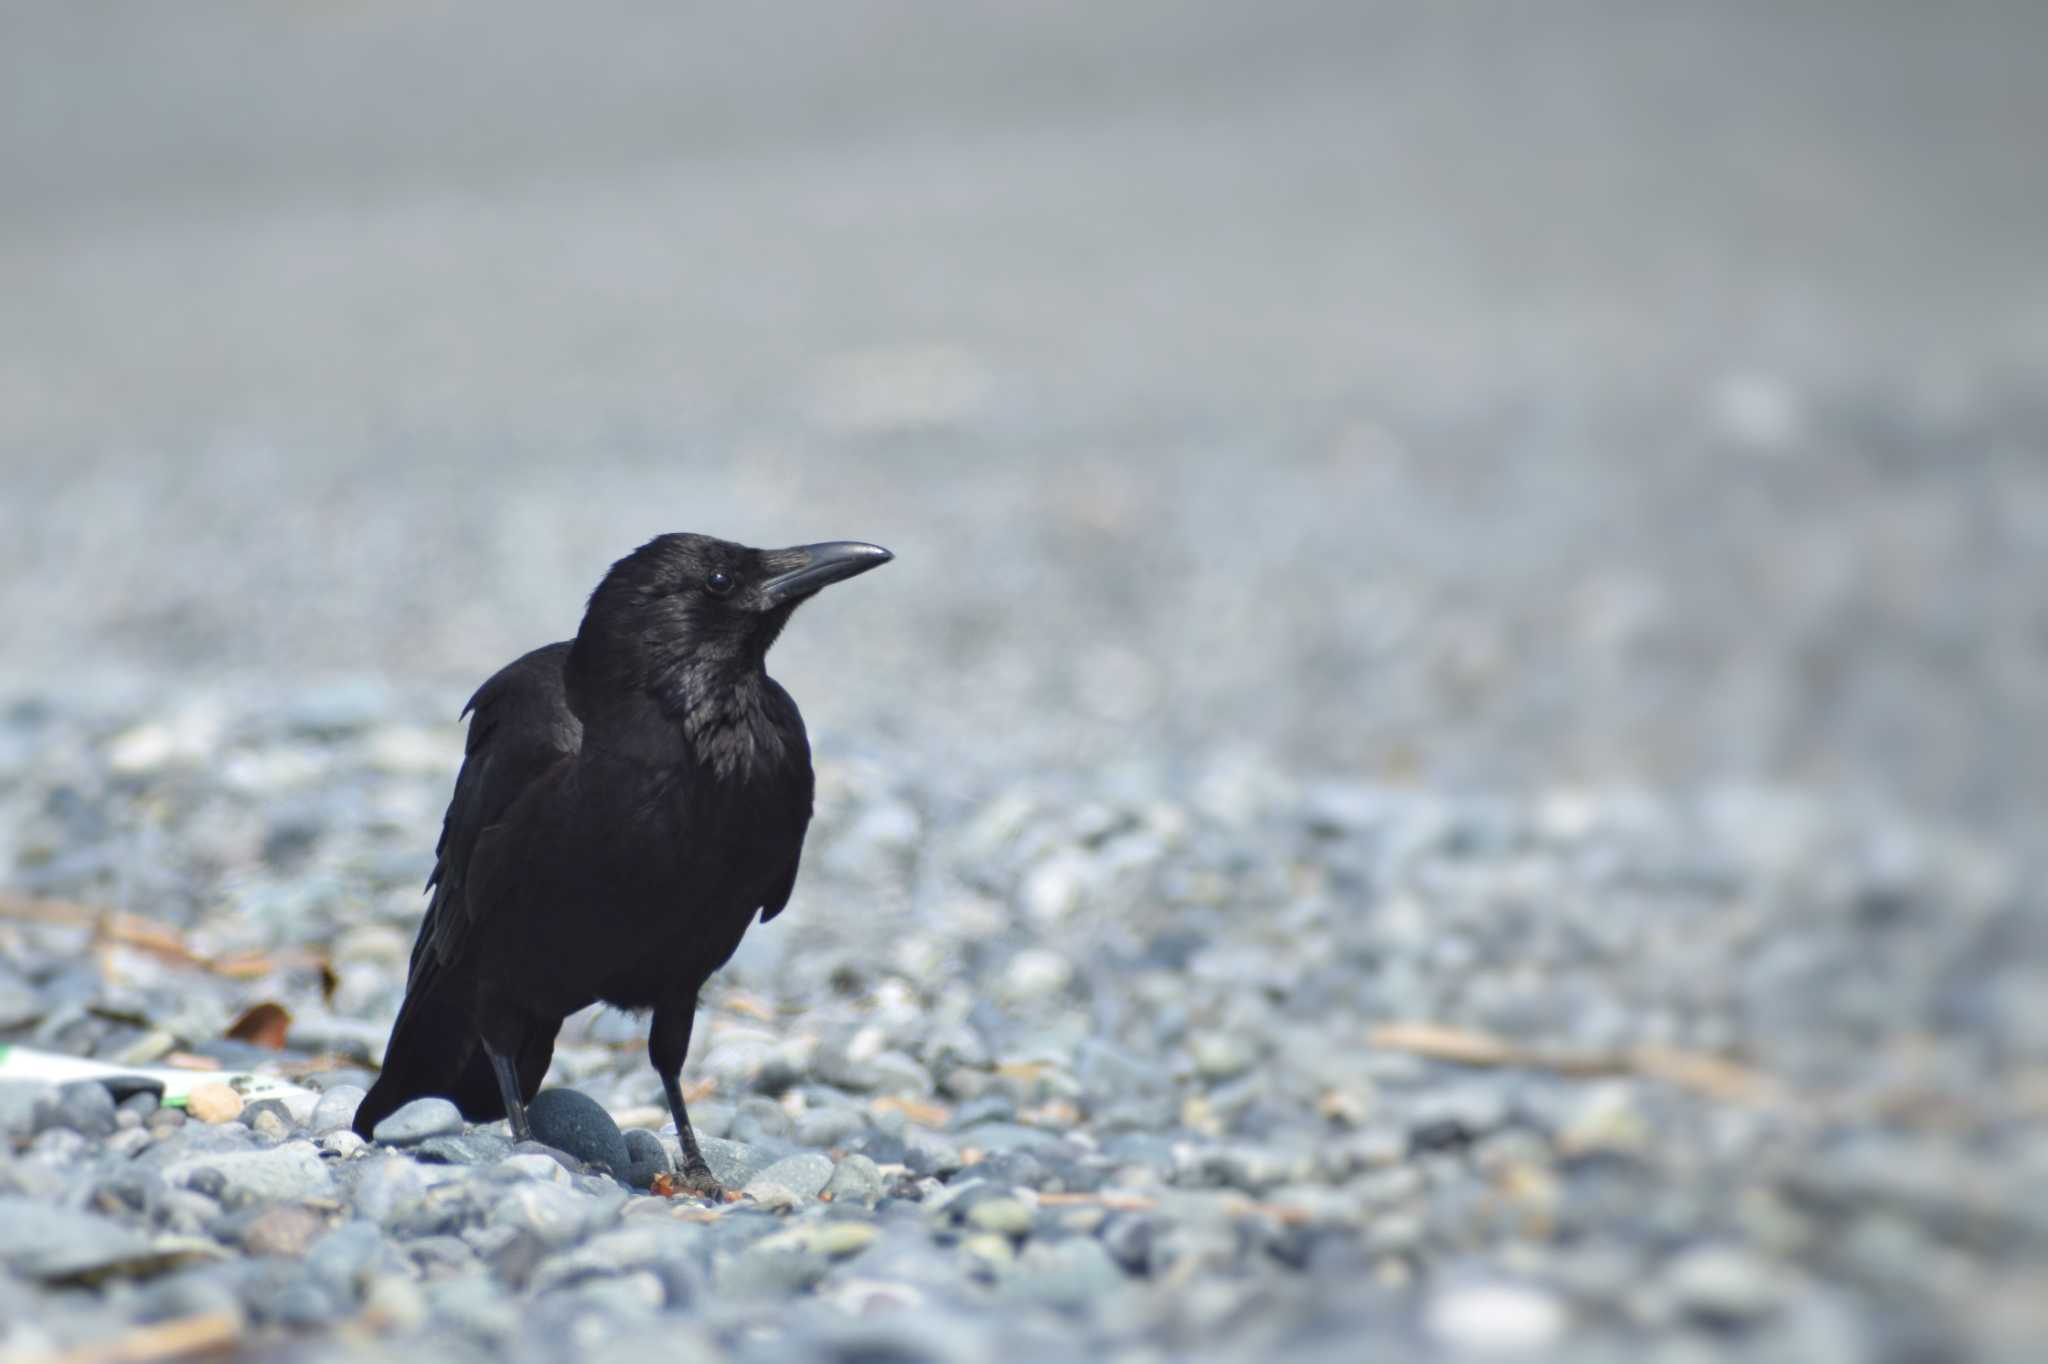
409;641;582;983
755;676;814;925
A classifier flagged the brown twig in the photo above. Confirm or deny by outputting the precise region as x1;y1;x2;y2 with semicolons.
1365;1021;1783;1105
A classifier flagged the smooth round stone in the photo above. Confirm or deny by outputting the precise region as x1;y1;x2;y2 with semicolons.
697;1137;775;1190
317;1130;366;1160
745;1153;835;1202
997;1238;1125;1306
526;1090;629;1176
620;1128;671;1189
1096;1213;1154;1273
966;1197;1035;1237
822;1154;884;1208
370;1097;463;1147
1664;1246;1784;1325
1424;1283;1570;1354
185;1083;245;1126
309;1086;365;1136
1189;1034;1257;1082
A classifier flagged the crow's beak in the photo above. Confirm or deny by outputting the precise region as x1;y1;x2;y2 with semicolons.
760;541;894;605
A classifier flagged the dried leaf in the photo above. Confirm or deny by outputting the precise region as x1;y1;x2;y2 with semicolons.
224;1002;292;1050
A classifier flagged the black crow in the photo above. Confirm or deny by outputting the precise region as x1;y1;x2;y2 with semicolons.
352;533;891;1195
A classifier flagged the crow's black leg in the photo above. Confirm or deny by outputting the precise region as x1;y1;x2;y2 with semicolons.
649;999;722;1196
481;1039;533;1142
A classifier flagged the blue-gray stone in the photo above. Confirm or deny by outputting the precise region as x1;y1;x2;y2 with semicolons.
526;1089;629;1176
417;1131;513;1166
166;1142;336;1202
620;1128;671;1189
744;1152;834;1202
370;1097;462;1147
821;1153;884;1207
697;1137;775;1190
310;1085;364;1135
34;1081;118;1138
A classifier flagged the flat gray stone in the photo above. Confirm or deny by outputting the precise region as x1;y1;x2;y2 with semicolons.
417;1131;514;1166
487;1181;605;1250
371;1097;463;1146
745;1153;834;1202
0;1196;153;1282
167;1141;336;1202
997;1237;1126;1307
697;1136;776;1190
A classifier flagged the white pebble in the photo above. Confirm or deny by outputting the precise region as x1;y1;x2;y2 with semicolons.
1424;1283;1570;1355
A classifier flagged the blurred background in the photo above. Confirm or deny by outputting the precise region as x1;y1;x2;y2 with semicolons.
2;1;2044;845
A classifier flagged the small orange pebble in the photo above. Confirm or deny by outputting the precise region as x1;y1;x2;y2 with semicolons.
649;1173;680;1198
185;1083;244;1124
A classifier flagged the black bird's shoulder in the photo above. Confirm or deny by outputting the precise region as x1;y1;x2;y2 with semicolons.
412;642;582;979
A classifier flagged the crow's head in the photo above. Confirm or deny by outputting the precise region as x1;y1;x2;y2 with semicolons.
568;533;891;724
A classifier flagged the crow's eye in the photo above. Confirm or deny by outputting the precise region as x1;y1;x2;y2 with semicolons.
704;571;735;596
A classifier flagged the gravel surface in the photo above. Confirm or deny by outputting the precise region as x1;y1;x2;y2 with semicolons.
1;697;2043;1362
3;4;2046;1361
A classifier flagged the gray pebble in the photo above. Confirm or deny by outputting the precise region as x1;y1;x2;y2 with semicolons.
166;1142;336;1203
696;1136;775;1191
794;1105;865;1149
821;1153;884;1208
309;1086;364;1136
998;1237;1126;1306
0;1083;49;1140
370;1097;463;1147
416;1131;513;1167
1664;1245;1784;1325
34;1081;118;1139
1096;1213;1153;1273
488;1182;605;1250
0;1195;155;1282
527;1088;630;1175
718;1240;830;1298
745;1152;835;1202
620;1128;671;1187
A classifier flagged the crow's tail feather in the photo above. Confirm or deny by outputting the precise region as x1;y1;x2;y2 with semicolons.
352;976;557;1139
